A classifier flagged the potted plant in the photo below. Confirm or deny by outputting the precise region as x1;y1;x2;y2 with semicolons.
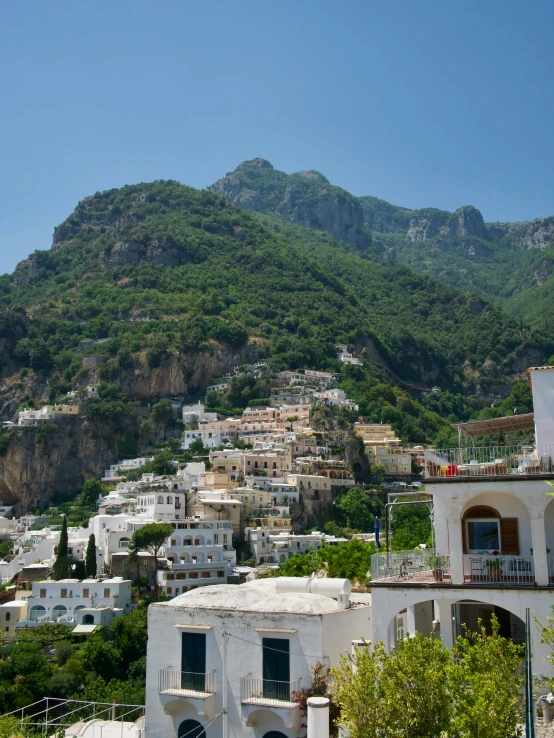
484;552;504;581
430;553;449;581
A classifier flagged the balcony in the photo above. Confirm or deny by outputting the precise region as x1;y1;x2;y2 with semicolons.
424;445;554;480
463;555;535;585
158;669;216;697
240;675;301;707
371;551;537;587
371;550;451;584
158;669;216;717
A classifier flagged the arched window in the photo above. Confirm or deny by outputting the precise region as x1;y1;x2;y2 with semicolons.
119;537;131;549
157;496;164;505
30;605;46;622
178;720;206;738
52;605;67;621
5;613;10;621
463;506;502;553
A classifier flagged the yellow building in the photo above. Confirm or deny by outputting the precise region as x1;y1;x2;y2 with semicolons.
0;600;28;633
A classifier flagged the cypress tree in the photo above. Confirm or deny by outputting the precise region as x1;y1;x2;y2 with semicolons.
85;533;97;578
52;515;71;580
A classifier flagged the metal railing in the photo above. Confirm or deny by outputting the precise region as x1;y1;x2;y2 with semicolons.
463;554;535;585
1;697;144;735
240;676;301;705
371;550;450;583
158;669;216;694
424;445;554;479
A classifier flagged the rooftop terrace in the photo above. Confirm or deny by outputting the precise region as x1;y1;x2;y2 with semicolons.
423;445;554;481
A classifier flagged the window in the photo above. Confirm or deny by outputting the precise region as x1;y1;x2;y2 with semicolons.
176;573;186;580
273;462;277;469
167;587;172;595
171;539;177;546
466;519;500;552
195;538;200;546
40;589;46;598
223;534;228;543
202;572;211;578
61;589;67;598
213;534;218;544
167;496;172;505
217;570;225;578
83;588;89;597
167;573;175;580
157;496;164;504
5;613;10;621
190;572;198;579
104;588;110;597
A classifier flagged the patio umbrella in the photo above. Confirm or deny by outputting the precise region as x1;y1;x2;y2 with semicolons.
374;516;381;548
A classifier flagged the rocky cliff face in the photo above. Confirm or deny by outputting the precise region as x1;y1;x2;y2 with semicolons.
0;417;126;513
209;159;373;251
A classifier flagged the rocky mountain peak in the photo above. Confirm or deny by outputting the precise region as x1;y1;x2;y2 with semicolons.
441;205;487;240
237;158;274;170
294;169;330;184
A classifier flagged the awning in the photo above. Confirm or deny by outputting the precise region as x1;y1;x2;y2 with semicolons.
72;624;100;634
454;413;535;437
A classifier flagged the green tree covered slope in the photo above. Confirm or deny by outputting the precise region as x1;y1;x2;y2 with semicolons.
210;159;554;328
1;179;548;401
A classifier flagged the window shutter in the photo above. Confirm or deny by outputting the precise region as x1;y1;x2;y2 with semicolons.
500;518;519;555
461;521;467;554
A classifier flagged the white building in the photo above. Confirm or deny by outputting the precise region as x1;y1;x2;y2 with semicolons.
17;577;131;628
248;529;324;565
157;517;236;598
18;404;79;426
176;462;207;490
369;365;554;679
182;403;218;425
315;388;358;412
181;429;223;451
104;457;154;480
145;577;371;738
337;351;362;366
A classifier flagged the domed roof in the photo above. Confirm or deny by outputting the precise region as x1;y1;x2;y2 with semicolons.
166;578;341;614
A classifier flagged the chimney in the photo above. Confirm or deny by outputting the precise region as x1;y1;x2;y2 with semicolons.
529;367;554;452
307;696;329;738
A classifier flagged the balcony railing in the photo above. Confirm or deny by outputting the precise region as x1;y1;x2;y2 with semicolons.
463;555;535;585
371;550;450;583
158;669;216;695
424;445;554;479
240;676;301;706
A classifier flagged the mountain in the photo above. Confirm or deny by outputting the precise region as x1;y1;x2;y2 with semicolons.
209;158;375;253
0;177;550;509
2;179;545;399
210;160;554;327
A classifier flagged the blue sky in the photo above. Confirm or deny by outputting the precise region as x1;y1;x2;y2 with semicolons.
1;0;553;273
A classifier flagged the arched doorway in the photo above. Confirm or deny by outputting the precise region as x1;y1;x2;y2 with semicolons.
83;614;95;625
263;732;288;738
178;720;205;738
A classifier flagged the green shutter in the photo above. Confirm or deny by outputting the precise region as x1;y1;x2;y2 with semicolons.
181;632;206;689
263;638;290;699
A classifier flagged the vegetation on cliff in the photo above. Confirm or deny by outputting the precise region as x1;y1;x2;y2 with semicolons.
1;180;548;403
